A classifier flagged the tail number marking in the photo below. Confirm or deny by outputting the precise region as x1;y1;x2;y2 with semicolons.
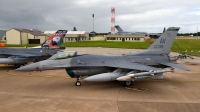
160;38;166;44
154;45;163;48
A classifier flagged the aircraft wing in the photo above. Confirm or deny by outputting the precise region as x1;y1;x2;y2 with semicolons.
106;62;162;71
159;62;190;71
2;52;41;57
58;62;162;71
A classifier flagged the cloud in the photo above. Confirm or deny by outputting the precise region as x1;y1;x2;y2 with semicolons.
0;0;199;33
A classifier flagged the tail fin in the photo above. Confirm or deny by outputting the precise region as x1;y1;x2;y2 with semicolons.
163;27;166;33
33;30;67;49
137;27;180;55
42;30;67;49
115;25;123;32
0;30;6;47
148;27;180;54
73;27;77;31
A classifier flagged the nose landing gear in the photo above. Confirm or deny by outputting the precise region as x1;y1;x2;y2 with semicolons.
75;77;81;86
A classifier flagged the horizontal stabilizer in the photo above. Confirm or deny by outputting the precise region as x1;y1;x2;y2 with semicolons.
160;62;190;71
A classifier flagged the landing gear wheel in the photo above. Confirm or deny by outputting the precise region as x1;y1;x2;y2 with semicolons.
75;81;81;86
15;64;24;68
123;81;133;87
19;64;24;68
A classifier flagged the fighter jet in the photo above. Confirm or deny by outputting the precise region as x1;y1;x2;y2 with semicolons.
115;25;148;35
0;30;67;67
16;27;189;87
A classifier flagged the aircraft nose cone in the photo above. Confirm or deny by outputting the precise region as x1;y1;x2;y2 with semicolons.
16;62;39;71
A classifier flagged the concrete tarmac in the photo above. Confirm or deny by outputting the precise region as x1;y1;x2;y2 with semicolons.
0;47;200;112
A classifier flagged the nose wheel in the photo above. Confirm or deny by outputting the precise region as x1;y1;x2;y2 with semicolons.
75;77;82;86
75;81;81;86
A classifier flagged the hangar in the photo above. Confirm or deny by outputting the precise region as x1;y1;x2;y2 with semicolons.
44;30;89;42
6;28;47;44
106;34;145;42
65;31;89;42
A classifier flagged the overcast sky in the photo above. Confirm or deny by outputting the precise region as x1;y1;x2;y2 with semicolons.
0;0;200;33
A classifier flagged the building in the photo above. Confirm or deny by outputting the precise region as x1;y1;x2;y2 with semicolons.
91;36;106;41
64;31;89;42
106;34;145;42
6;28;47;44
44;30;89;42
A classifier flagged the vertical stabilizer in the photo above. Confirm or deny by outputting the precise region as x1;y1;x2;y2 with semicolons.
73;27;77;31
163;27;166;33
0;30;6;41
0;30;6;47
115;25;123;32
42;30;67;49
148;27;180;54
33;30;67;49
136;27;180;55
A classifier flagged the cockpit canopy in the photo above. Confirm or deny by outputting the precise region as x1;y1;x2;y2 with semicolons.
48;51;87;60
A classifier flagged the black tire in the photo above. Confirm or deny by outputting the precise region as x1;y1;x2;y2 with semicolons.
19;64;24;68
75;81;81;86
123;81;132;87
14;64;19;67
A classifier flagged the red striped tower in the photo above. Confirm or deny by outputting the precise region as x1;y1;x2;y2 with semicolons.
111;7;115;35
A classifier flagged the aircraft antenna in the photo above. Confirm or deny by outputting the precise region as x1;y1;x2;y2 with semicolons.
196;26;199;39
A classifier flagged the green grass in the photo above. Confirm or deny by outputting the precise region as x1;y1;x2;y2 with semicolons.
5;44;39;47
63;39;200;56
4;39;200;56
63;41;151;49
171;39;200;56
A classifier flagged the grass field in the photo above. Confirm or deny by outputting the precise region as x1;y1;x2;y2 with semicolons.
63;40;150;49
63;39;200;56
5;44;38;47
171;39;200;56
4;39;200;56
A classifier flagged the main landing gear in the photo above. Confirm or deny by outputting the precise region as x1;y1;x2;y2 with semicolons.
14;64;25;68
75;77;81;86
123;81;133;87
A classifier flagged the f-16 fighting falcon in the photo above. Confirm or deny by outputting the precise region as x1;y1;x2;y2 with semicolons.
0;30;67;67
115;25;148;35
16;27;190;87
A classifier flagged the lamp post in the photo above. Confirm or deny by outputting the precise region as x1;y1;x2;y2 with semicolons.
92;14;94;40
92;14;94;34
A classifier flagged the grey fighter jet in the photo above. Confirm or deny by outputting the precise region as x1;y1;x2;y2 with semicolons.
115;25;148;35
16;27;189;86
0;30;67;67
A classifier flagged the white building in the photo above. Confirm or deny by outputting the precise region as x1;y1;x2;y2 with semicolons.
106;34;145;42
